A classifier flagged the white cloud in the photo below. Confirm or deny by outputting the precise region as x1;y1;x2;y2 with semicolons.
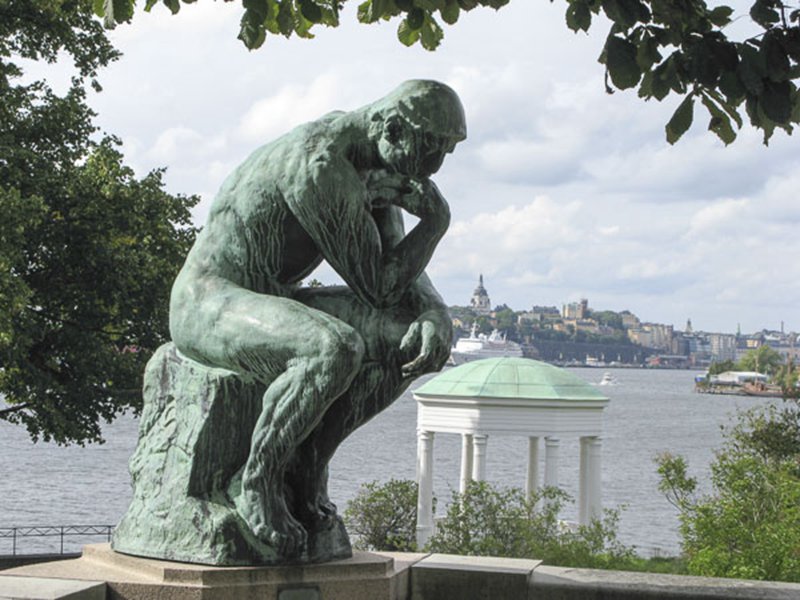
236;74;347;143
52;0;800;333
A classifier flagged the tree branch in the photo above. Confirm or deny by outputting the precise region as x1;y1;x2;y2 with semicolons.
0;403;31;417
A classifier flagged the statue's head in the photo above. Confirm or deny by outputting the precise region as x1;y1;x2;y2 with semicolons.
368;80;466;177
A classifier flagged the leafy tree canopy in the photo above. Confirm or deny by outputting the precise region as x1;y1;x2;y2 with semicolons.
1;0;199;444
656;398;800;581
97;0;800;145
738;344;785;375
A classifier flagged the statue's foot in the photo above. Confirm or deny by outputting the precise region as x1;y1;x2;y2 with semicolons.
295;493;338;532
229;473;308;557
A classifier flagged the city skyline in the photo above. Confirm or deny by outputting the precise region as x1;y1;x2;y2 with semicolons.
30;1;800;334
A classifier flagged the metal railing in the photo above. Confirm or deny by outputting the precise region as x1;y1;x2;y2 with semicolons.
0;525;114;556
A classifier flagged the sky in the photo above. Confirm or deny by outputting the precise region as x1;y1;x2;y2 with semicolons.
36;0;800;334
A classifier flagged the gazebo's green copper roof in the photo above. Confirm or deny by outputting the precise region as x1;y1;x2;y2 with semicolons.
414;357;608;401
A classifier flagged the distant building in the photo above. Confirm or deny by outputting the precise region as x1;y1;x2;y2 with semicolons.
563;299;588;320
708;333;737;362
469;274;492;315
620;311;641;330
628;323;674;351
519;306;561;324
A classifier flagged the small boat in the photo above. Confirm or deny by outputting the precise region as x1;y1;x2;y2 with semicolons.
598;372;617;386
742;382;784;398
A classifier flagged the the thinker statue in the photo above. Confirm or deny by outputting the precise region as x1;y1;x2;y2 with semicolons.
112;80;466;565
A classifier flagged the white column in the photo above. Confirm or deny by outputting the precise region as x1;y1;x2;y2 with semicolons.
526;436;540;502
459;433;474;494
587;437;603;523
579;437;590;524
472;434;488;482
415;430;435;548
544;436;560;502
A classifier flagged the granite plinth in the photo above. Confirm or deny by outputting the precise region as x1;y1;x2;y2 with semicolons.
3;545;416;600
0;575;104;600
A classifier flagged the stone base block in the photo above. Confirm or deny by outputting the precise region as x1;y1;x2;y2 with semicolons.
0;574;105;600
3;545;419;600
410;553;540;600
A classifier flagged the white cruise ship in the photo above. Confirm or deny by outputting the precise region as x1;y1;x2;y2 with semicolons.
449;323;523;365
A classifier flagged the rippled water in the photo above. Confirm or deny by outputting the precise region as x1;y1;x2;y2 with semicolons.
0;368;769;556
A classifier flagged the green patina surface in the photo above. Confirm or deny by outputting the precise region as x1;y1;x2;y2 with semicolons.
414;357;608;401
112;80;465;566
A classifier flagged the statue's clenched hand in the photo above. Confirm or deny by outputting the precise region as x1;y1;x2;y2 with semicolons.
399;309;452;378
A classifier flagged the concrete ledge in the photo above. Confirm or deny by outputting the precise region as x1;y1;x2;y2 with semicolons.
411;553;541;600
4;544;414;600
530;565;800;600
0;574;105;600
7;546;800;600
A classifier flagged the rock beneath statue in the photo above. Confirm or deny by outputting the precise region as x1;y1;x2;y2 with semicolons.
112;343;351;566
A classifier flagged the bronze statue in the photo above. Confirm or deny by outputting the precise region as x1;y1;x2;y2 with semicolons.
113;80;466;565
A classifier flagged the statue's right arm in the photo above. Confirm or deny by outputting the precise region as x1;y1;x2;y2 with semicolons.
285;157;449;309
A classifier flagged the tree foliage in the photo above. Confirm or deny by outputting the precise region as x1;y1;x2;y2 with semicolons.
737;344;785;375
343;478;421;551
1;0;199;444
97;0;800;145
656;398;800;582
428;481;635;569
344;478;638;568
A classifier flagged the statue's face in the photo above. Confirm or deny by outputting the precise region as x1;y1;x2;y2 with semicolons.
377;116;459;177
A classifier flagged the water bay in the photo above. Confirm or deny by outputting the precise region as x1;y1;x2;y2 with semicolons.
0;368;769;556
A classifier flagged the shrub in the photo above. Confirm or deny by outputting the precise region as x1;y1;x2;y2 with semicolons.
343;478;421;551
657;399;800;582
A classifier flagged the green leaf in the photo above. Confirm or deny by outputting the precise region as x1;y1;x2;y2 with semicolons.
244;0;270;19
761;80;792;123
163;0;181;14
665;94;695;144
602;0;647;29
700;93;737;144
750;0;779;27
276;0;295;36
299;0;323;22
397;18;421;45
407;7;425;29
395;0;413;10
144;0;159;9
566;1;592;32
440;0;460;24
763;33;790;82
112;0;135;20
718;70;745;102
738;45;766;95
604;36;641;89
417;0;443;9
92;0;106;17
636;33;661;69
457;0;478;8
420;14;444;49
238;10;267;48
651;57;676;100
707;5;733;27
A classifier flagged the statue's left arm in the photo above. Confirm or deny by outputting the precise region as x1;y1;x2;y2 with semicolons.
372;201;453;377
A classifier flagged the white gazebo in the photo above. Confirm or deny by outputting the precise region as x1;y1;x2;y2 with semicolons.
412;357;609;548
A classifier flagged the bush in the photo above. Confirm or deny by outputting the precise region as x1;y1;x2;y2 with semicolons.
428;481;636;570
657;399;800;582
344;478;643;571
343;478;421;551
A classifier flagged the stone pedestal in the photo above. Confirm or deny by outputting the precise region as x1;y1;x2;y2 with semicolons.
3;544;416;600
111;343;351;566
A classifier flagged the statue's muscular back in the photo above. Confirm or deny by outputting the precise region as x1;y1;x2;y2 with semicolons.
177;113;350;298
